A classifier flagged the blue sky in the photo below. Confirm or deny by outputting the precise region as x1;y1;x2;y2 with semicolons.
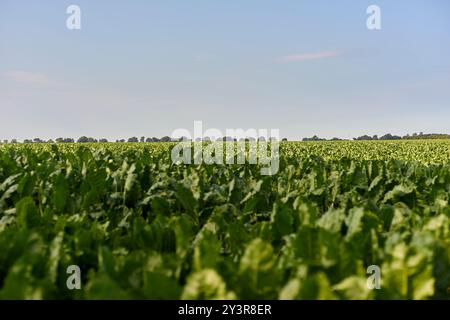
1;0;449;140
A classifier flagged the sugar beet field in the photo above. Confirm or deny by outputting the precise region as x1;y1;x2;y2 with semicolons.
0;140;450;299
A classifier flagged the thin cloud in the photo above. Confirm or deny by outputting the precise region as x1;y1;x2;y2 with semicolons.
5;70;50;87
281;51;341;62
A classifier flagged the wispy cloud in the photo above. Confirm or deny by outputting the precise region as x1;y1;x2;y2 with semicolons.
281;51;341;62
4;70;50;87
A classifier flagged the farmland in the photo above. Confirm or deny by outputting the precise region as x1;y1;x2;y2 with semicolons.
0;140;450;299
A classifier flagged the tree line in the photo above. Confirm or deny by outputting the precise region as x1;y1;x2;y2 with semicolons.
303;132;450;141
0;136;287;144
1;132;450;144
1;136;174;144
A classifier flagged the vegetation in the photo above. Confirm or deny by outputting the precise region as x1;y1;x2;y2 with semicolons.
3;132;450;145
0;141;450;299
305;132;450;141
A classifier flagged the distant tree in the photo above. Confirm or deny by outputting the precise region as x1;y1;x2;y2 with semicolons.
99;138;108;143
23;139;32;144
303;135;325;142
127;137;139;143
47;139;54;144
77;136;89;143
140;136;145;143
379;133;401;140
152;137;160;142
403;132;450;140
160;136;171;142
11;139;18;144
77;137;96;143
282;138;288;142
354;135;373;141
57;138;75;143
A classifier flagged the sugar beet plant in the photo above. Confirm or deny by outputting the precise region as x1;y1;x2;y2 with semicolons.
0;141;449;299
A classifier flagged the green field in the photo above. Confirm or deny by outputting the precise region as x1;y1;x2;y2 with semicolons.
0;141;450;299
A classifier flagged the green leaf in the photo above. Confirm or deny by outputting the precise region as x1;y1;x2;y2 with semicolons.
271;202;294;239
143;272;181;299
182;269;235;300
239;238;278;299
333;276;374;300
16;197;40;228
52;174;69;212
85;273;131;300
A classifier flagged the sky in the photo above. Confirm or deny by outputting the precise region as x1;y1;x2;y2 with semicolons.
1;0;449;141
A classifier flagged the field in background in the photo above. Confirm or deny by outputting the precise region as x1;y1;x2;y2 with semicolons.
0;141;449;299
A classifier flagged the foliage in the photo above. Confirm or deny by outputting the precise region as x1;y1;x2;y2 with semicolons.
0;141;449;299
